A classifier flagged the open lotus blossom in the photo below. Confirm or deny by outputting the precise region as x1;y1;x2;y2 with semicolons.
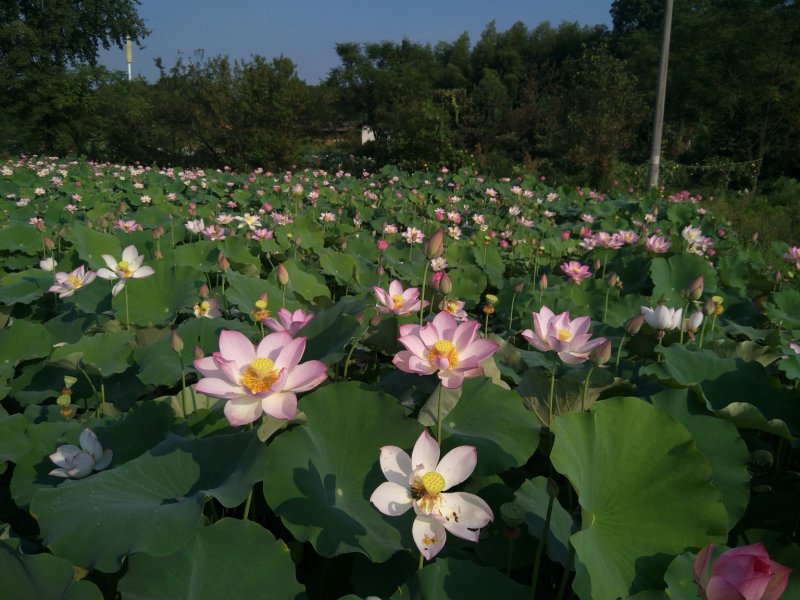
641;305;683;331
49;265;96;298
440;299;468;321
194;330;327;426
49;428;112;479
393;310;499;388
374;279;428;316
783;246;800;269
521;306;608;364
185;218;205;234
96;245;155;296
370;430;493;560
645;235;672;254
264;307;314;336
693;543;791;600
193;298;222;319
560;260;592;285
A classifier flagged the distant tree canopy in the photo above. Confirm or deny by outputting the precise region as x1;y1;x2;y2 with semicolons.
1;2;799;189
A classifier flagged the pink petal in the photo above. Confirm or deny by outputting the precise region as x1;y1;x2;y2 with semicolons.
273;336;306;372
411;430;440;473
393;352;436;375
439;369;465;389
399;333;429;360
451;320;479;351
436;446;477;490
196;377;244;399
261;391;297;420
388;280;403;296
412;516;446;560
458;338;499;364
223;397;263;426
219;330;256;367
431;311;457;339
283;360;327;392
370;481;413;516
256;331;293;361
263;317;286;333
379;446;412;485
193;355;223;378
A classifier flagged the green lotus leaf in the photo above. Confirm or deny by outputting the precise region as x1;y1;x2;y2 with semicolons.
651;390;750;528
224;269;273;312
514;476;575;567
439;377;540;477
118;518;304;600
110;265;201;326
31;430;269;571
0;224;43;255
68;224;122;270
649;254;717;305
221;235;260;267
281;259;331;302
448;264;487;304
319;250;359;286
0;319;52;367
0;413;30;463
550;396;728;600
765;289;800;332
262;382;422;562
173;240;218;271
0;540;103;600
302;298;365;364
389;558;530;600
50;330;134;377
0;269;53;305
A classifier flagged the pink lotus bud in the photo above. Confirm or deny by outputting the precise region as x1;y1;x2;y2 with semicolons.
752;232;759;243
370;314;382;327
152;226;165;240
625;314;645;335
594;259;602;271
376;263;385;276
693;543;791;600
376;239;389;252
608;272;618;288
686;274;704;301
560;230;570;241
515;282;524;293
277;263;290;286
153;248;163;260
198;283;210;299
539;273;548;290
430;271;444;292
439;272;453;296
171;331;184;354
424;227;444;259
217;252;230;272
590;339;612;366
194;345;204;360
43;237;55;250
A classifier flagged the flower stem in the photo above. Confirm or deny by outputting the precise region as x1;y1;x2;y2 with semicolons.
281;285;286;309
679;301;690;345
418;552;424;571
602;285;611;323
505;535;514;577
484;311;489;338
531;492;555;598
548;357;557;426
508;290;517;335
581;366;594;412
555;543;576;600
614;333;626;375
419;261;429;326
698;317;708;348
436;384;444;445
124;284;130;331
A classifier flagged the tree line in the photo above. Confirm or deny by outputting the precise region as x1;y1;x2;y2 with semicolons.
1;0;798;190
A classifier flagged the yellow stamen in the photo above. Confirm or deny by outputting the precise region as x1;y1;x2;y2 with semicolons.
117;260;134;278
241;358;279;394
391;294;404;310
445;302;458;314
67;275;82;288
557;328;573;342
422;471;446;494
428;339;458;368
422;534;437;545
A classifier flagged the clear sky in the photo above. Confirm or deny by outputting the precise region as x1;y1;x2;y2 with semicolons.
100;1;614;84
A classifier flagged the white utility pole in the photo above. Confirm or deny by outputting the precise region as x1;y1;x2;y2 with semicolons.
647;0;674;189
125;37;133;81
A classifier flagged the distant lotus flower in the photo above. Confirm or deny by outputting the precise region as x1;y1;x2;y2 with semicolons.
193;298;221;319
49;429;112;479
693;543;791;600
560;261;592;285
49;265;96;298
40;257;57;272
645;235;672;254
684;310;703;334
402;227;425;245
429;257;448;272
235;213;262;230
264;307;314;336
393;310;499;388
115;219;139;233
96;245;155;296
370;430;493;560
641;305;683;332
374;280;427;316
595;231;624;249
783;246;800;269
521;306;607;364
376;239;389;252
194;330;327;426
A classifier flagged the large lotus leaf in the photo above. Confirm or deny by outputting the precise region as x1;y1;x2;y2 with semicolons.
30;430;270;571
550;397;728;600
173;240;218;272
118;518;304;600
651;390;750;528
0;224;42;255
110;265;201;326
0;269;53;305
473;244;506;289
0;413;30;463
224;269;272;312
389;558;529;600
437;377;540;477
92;400;175;465
262;382;423;561
649;254;717;305
291;213;325;252
319;250;359;286
281;259;331;303
514;476;575;567
68;224;121;270
50;330;134;377
220;235;259;267
765;289;800;332
0;540;103;600
60;276;112;315
0;319;52;366
448;264;487;303
641;345;737;387
302;298;365;364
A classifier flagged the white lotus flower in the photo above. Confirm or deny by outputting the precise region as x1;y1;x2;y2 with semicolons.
49;429;112;479
96;245;155;296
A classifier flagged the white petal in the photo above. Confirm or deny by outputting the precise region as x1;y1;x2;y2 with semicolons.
379;446;412;486
67;453;96;479
411;430;440;474
121;245;138;263
94;449;113;471
435;446;477;490
49;445;81;468
111;280;126;297
79;429;103;459
441;491;494;530
101;254;118;271
412;516;447;560
370;481;413;516
132;265;155;279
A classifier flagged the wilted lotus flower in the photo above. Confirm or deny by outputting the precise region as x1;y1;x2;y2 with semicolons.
264;307;314;336
693;543;791;600
96;245;155;296
374;279;428;316
49;429;112;479
521;307;607;364
641;305;683;332
49;265;96;298
370;430;493;560
393;311;499;388
193;330;327;426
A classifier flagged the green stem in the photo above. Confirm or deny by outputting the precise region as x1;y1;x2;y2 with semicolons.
436;384;444;445
508;291;517;335
555;543;576;600
698;317;709;349
581;366;594;412
484;311;490;338
601;249;608;280
548;357;557;426
124;284;130;331
242;487;253;521
419;261;429;326
679;301;690;345
78;365;99;409
99;381;105;418
418;552;424;571
614;333;626;375
281;285;286;309
531;492;555;598
602;285;611;323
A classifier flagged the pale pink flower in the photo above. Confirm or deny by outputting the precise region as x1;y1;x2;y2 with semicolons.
783;246;800;269
693;543;791;600
440;299;468;321
370;430;493;560
393;311;499;388
252;228;274;240
319;212;336;223
383;223;399;235
595;232;624;249
193;330;327;426
96;245;155;297
49;265;96;298
264;307;314;336
185;218;206;234
521;307;607;365
560;261;592;285
49;429;112;479
115;219;139;233
645;235;672;254
203;225;227;241
641;305;683;331
235;213;262;230
374;280;427;316
193;299;222;319
403;227;425;245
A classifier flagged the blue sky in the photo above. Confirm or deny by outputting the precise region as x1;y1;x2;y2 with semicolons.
100;1;613;83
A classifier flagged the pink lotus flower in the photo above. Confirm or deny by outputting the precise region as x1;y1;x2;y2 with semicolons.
263;307;314;336
193;330;327;426
783;246;800;269
370;430;493;560
645;235;672;254
693;543;791;600
393;311;499;388
560;261;592;285
49;265;96;298
374;280;428;316
521;307;608;364
440;299;468;321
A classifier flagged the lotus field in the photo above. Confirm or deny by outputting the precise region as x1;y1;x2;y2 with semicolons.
1;157;799;600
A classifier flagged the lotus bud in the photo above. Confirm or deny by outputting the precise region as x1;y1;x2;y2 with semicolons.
152;225;165;240
594;259;602;271
171;331;184;354
686;274;704;301
98;217;108;229
539;273;548;290
590;338;612;366
560;230;570;241
198;283;210;298
217;252;230;272
752;231;759;243
608;272;618;288
703;297;716;316
291;183;304;196
376;239;388;252
424;227;444;259
376;263;385;276
625;314;645;335
430;271;444;292
277;263;290;286
439;272;453;296
43;236;55;250
194;345;204;360
546;478;559;499
370;314;382;327
500;502;525;528
153;248;163;260
515;281;524;293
